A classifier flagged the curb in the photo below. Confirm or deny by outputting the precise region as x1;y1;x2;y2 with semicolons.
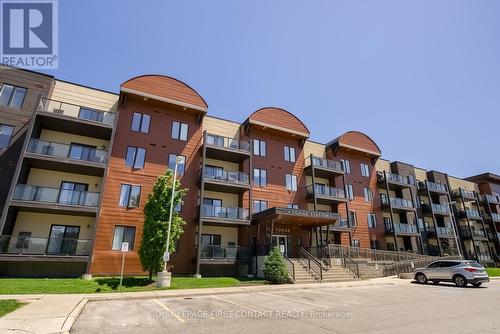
59;297;88;334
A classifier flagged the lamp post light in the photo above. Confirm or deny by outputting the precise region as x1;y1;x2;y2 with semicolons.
157;155;183;288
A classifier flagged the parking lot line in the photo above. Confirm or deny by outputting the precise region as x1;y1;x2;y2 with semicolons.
258;292;329;309
211;295;262;313
152;299;186;323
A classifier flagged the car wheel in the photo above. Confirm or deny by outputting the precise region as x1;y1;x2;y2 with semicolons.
432;281;440;284
415;273;427;284
453;275;467;288
472;282;482;288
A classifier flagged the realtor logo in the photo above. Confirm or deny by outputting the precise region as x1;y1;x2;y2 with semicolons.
1;0;58;68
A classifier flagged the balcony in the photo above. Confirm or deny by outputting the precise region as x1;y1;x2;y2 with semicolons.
422;203;450;216
377;172;412;188
199;245;250;263
25;139;107;176
461;208;482;220
307;184;347;205
485;194;500;205
437;226;456;238
491;213;500;222
459;226;472;239
453;188;476;201
204;133;250;162
381;195;415;211
428;245;440;256
11;184;99;216
201;204;250;225
36;98;115;139
418;181;448;194
385;221;419;234
0;235;91;260
202;167;250;193
425;224;436;234
471;228;487;239
304;156;343;178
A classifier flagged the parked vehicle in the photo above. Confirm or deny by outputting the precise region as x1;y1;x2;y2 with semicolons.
414;260;489;287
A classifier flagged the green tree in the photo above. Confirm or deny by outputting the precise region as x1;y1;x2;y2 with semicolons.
139;169;187;281
262;247;289;284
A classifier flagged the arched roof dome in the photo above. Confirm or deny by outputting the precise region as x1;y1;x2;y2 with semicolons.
246;107;310;138
328;131;381;157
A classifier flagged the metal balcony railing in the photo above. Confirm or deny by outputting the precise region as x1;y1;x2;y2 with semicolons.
199;245;250;260
426;181;448;193
26;139;107;164
38;97;115;126
381;196;414;209
384;221;418;234
431;203;450;214
202;204;250;221
308;156;343;173
458;188;476;199
0;235;91;256
203;167;249;185
307;185;346;199
436;226;455;237
465;208;481;219
12;184;99;207
205;133;250;152
378;172;411;185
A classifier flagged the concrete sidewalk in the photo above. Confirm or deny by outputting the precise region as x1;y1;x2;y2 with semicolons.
0;277;399;334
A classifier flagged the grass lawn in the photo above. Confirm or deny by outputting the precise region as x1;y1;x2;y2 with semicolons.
486;268;500;277
0;276;267;295
0;300;26;317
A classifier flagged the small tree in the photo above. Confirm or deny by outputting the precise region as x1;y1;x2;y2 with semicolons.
262;247;289;284
139;169;187;281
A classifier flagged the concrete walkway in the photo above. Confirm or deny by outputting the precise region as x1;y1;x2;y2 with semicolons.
0;277;400;334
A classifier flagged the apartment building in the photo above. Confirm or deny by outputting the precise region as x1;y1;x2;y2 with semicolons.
0;67;498;277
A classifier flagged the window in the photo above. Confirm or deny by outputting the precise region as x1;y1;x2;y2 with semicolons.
253;139;266;157
368;213;377;228
69;143;98;162
58;182;88;205
79;108;103;122
168;154;186;177
285;174;298;191
131;112;150;133
350;211;357;227
0;124;14;149
119;184;141;208
346;184;354;200
253;168;267;186
352;239;360;248
253;200;268;213
47;225;80;255
0;84;27;109
201;234;221;247
16;232;31;249
363;187;373;202
361;163;370;177
284;146;296;162
370;240;379;250
125;146;146;169
286;204;299;209
340;159;351;173
112;226;136;251
171;121;188;141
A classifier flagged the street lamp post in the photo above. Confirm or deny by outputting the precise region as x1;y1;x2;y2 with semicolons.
157;156;183;288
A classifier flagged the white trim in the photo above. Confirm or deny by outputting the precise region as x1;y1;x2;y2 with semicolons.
248;119;309;138
120;87;208;112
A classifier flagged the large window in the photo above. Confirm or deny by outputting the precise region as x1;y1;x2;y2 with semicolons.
0;124;14;148
171;121;188;141
125;146;146;169
119;184;141;208
363;187;373;202
340;159;351;174
285;174;298;191
253;200;268;213
131;112;151;133
0;84;27;109
368;213;377;228
112;226;136;251
168;154;186;177
284;146;296;162
361;163;370;177
69;143;98;162
253;168;267;187
346;184;354;200
253;139;266;157
350;211;357;227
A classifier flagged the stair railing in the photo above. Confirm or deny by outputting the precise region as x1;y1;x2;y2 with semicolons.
342;251;360;278
282;253;295;282
299;247;326;281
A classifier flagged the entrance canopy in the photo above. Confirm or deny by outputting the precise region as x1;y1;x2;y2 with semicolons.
252;207;340;228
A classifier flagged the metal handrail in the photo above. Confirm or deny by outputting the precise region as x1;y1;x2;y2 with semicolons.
342;252;359;278
282;253;295;282
298;247;326;281
305;245;331;267
205;133;250;151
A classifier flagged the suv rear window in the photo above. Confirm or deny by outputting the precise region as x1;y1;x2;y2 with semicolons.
464;261;483;268
440;262;460;267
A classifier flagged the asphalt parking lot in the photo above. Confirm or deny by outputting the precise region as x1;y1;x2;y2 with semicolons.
71;280;500;334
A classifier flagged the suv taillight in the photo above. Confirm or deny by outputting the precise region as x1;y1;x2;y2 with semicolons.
464;268;478;273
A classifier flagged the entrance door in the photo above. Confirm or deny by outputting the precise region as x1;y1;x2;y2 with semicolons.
272;235;288;256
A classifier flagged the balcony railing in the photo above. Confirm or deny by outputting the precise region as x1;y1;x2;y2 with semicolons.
384;221;418;234
333;219;349;229
307;185;346;199
465;208;482;220
381;196;414;209
200;245;250;260
38;97;116;126
477;253;492;262
491;213;500;222
431;203;450;214
26;139;107;164
205;133;250;152
437;226;455;237
457;188;476;199
309;156;343;173
459;226;472;238
12;184;99;207
426;181;447;193
203;167;249;185
485;194;500;204
202;204;249;221
471;229;486;238
378;172;411;185
0;235;91;256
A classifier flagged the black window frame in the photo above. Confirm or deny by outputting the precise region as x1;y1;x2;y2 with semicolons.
0;83;27;109
119;184;142;208
131;112;151;133
111;225;137;251
125;146;146;169
168;153;186;177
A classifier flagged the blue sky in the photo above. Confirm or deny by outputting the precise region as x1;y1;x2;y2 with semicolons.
40;0;500;177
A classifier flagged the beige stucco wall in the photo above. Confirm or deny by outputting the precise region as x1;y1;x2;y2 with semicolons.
448;176;477;192
375;158;391;173
414;167;427;181
204;158;239;171
303;141;326;158
51;80;118;113
203;116;240;139
203;191;239;207
11;212;94;239
26;168;102;192
39;129;110;149
200;225;238;246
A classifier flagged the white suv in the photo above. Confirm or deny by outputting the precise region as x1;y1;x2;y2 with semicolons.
414;260;489;287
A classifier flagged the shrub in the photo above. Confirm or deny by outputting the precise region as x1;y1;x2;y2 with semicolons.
262;247;289;284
